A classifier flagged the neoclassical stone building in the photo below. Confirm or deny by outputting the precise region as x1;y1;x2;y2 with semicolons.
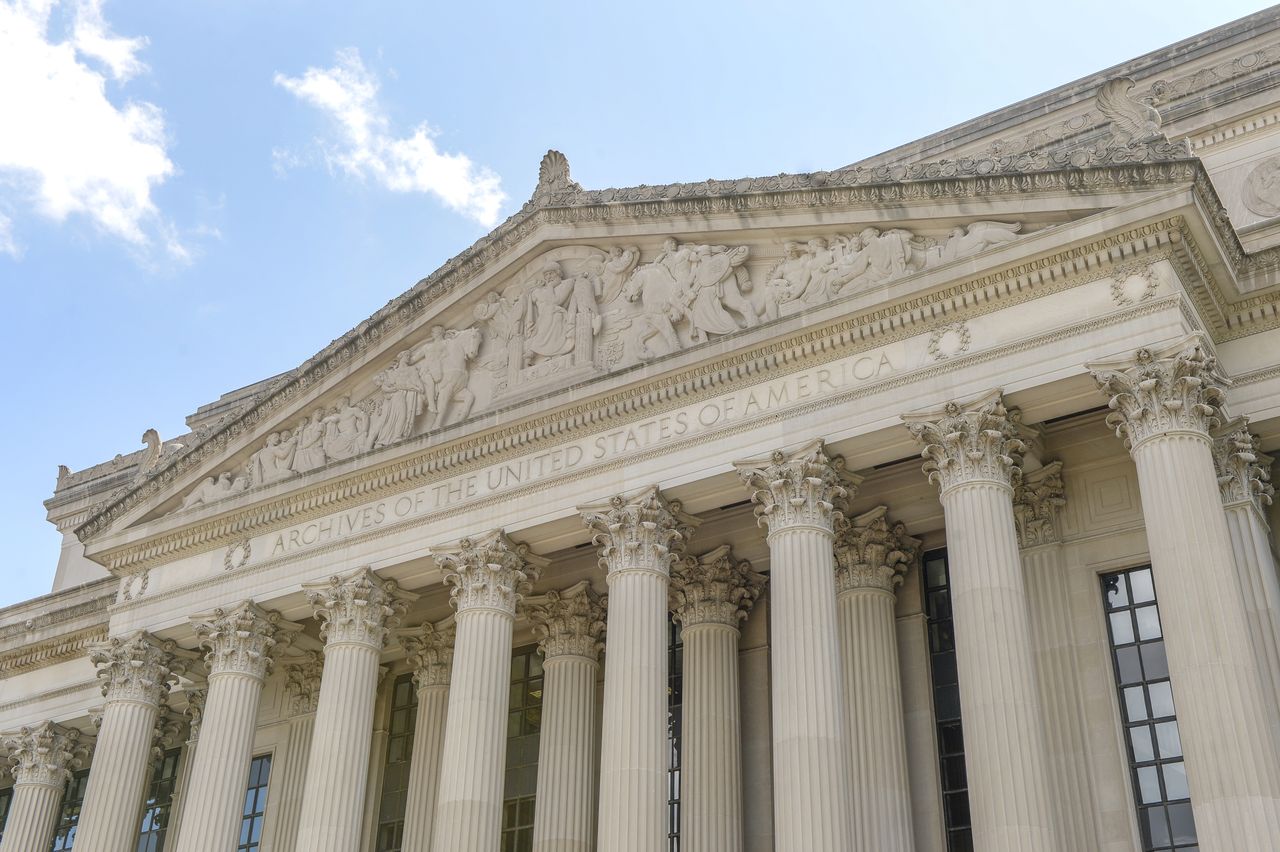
7;10;1280;852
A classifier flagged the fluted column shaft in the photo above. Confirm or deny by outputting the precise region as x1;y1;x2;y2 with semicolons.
296;568;414;852
75;633;186;852
0;722;82;852
430;530;542;852
838;585;914;851
274;712;315;852
533;653;599;852
403;683;449;851
1129;434;1280;845
1223;502;1280;710
680;621;742;851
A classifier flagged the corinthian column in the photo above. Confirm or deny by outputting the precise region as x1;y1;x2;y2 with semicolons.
395;617;455;852
295;568;416;852
671;545;766;852
734;439;856;852
1013;462;1099;852
581;485;696;852
274;653;323;852
832;506;918;852
0;722;84;852
525;581;607;852
429;530;546;852
174;602;299;852
1212;419;1280;709
903;391;1059;852
74;632;194;852
1092;337;1280;847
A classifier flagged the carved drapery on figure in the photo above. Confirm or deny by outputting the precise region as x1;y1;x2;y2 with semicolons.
3;722;84;787
1012;462;1066;548
579;485;697;578
396;618;456;689
303;567;416;649
1212;418;1275;512
903;390;1026;492
734;439;857;535
670;545;766;628
833;506;920;594
524;581;608;660
190;601;300;680
431;530;546;617
1089;335;1229;449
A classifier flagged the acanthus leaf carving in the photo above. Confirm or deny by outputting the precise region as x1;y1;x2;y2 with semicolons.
182;687;207;742
1012;461;1067;548
431;529;546;617
394;618;456;689
734;439;858;535
89;631;199;707
903;389;1025;492
833;506;920;594
303;567;417;649
1212;417;1275;513
670;545;766;629
190;601;300;680
579;485;697;579
524;581;607;661
3;721;86;788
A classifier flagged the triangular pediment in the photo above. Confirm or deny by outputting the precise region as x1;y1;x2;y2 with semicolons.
77;144;1262;553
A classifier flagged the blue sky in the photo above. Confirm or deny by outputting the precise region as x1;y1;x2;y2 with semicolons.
1;0;1273;607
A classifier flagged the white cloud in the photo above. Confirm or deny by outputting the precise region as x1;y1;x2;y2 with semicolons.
275;49;505;227
0;0;182;259
0;212;18;258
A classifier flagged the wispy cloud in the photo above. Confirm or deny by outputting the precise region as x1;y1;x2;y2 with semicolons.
274;48;505;227
0;212;18;258
0;0;184;261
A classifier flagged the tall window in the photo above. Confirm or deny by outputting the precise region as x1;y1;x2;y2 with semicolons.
666;618;683;852
375;674;419;852
135;748;182;852
0;784;12;844
50;767;90;851
923;548;971;852
1102;567;1197;851
236;754;272;852
503;645;542;852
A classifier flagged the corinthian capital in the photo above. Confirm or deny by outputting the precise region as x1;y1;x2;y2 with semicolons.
903;389;1025;492
304;567;418;649
182;688;207;741
1213;418;1275;514
525;581;607;661
834;506;920;594
395;618;456;688
3;721;85;788
579;485;697;578
282;652;324;715
671;545;766;628
734;439;858;535
1089;334;1229;450
1012;461;1067;548
432;530;547;617
89;631;197;707
191;601;301;680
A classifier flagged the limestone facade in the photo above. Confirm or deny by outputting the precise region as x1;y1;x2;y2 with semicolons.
10;10;1280;852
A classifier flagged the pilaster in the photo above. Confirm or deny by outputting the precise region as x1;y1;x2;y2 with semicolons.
275;652;323;852
396;618;455;852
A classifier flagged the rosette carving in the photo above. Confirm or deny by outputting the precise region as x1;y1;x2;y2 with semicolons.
670;545;766;628
432;530;546;617
282;652;324;715
1213;418;1276;513
395;618;456;688
304;567;417;649
833;506;920;594
733;439;857;535
579;485;697;578
525;581;607;661
191;601;300;680
1089;335;1229;450
3;721;85;787
89;631;195;707
903;390;1025;492
1012;462;1067;548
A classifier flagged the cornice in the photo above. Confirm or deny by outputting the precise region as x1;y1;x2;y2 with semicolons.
0;626;108;679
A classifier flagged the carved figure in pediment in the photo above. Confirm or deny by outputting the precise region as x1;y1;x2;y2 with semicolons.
291;409;328;474
523;260;578;363
182;472;232;510
682;243;756;340
249;431;297;487
369;351;426;450
599;245;639;303
321;396;369;461
409;326;447;416
929;221;1022;265
430;327;481;429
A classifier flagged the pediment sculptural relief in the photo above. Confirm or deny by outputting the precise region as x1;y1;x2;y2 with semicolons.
173;219;1027;515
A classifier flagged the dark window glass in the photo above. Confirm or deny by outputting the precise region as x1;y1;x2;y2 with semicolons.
376;674;419;852
135;748;182;852
667;617;684;852
0;784;12;844
1102;567;1197;851
50;768;90;850
502;645;542;852
923;548;971;852
236;755;271;852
